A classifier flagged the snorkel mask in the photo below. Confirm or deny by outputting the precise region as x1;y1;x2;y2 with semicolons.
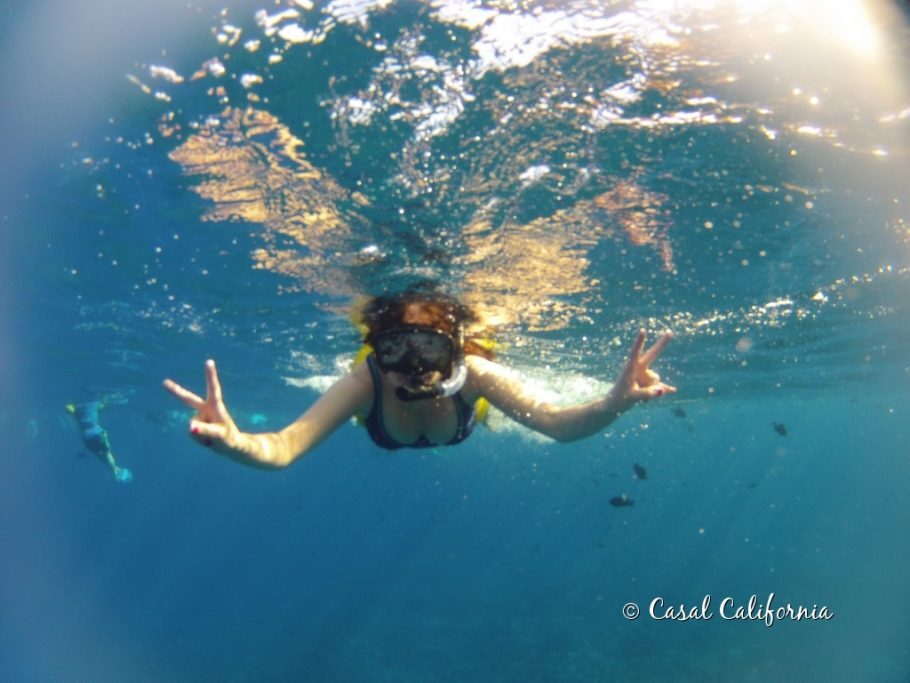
373;324;468;402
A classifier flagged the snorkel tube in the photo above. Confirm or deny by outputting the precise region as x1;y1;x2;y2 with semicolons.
395;325;468;402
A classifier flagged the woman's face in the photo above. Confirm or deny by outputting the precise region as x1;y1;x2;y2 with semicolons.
370;301;460;393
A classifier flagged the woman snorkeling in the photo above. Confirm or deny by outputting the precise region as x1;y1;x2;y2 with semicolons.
163;291;675;468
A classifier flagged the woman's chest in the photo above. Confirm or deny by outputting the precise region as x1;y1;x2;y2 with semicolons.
380;385;460;444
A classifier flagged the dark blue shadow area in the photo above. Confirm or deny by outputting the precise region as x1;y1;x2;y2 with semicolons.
3;385;908;681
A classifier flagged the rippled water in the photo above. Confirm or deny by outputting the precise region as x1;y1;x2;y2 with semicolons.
18;0;906;396
2;1;909;681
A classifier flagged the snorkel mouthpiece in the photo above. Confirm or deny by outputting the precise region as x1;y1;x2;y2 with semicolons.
395;361;468;402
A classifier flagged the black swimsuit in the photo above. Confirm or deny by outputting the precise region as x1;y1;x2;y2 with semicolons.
364;355;475;450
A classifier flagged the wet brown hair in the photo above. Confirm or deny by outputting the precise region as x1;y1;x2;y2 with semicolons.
357;290;494;360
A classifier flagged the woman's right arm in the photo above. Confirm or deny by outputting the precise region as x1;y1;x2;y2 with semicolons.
164;360;372;469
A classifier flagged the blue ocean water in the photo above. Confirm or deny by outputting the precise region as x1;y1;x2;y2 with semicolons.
2;1;909;681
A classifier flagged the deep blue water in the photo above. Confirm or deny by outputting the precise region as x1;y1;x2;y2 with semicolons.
2;1;910;681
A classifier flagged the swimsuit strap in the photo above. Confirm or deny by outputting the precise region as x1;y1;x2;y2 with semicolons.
451;392;476;442
364;355;405;449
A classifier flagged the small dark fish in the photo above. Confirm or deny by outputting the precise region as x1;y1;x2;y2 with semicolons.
609;494;635;507
672;406;687;419
772;422;787;436
633;463;648;480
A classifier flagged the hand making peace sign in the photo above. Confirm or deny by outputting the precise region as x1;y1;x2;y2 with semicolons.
163;360;242;454
609;329;676;410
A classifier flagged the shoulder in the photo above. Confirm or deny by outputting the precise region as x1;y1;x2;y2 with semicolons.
315;360;375;416
463;354;514;400
348;359;377;399
462;353;549;425
352;355;375;381
466;354;511;377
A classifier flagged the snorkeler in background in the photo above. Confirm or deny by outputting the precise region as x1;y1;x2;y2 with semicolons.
164;290;675;468
66;400;133;483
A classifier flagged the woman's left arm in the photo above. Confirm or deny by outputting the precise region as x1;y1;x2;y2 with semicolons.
468;330;675;442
